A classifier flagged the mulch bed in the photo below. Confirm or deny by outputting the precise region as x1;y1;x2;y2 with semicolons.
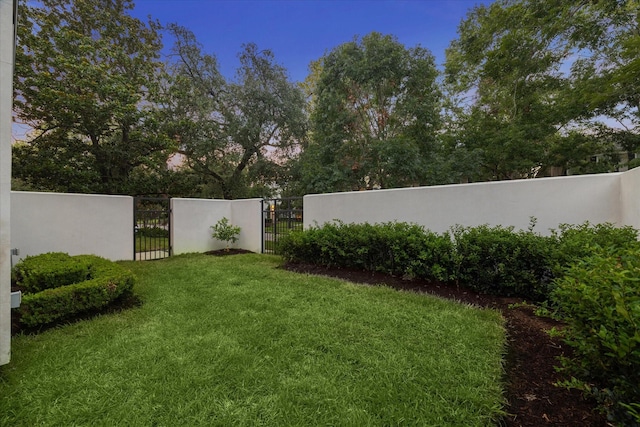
281;262;609;427
204;248;255;256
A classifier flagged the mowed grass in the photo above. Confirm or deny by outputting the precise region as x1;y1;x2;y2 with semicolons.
0;254;506;426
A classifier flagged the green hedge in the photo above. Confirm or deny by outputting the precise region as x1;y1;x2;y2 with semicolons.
280;220;639;302
14;253;136;329
13;252;92;294
279;221;454;282
451;224;555;301
552;222;639;274
552;246;640;426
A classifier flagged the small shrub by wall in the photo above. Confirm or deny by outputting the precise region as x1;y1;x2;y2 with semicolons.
14;253;136;329
552;246;640;426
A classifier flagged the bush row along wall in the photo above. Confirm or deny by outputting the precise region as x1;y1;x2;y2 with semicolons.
10;193;263;262
304;168;640;236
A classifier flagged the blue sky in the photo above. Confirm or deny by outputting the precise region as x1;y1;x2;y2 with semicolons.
130;0;492;83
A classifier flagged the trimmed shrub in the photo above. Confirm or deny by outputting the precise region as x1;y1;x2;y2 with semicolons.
552;246;640;426
551;222;639;274
279;221;455;282
451;225;555;301
13;252;92;293
15;254;136;329
281;220;638;302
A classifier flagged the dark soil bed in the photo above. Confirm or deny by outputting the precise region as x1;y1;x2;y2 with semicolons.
282;262;608;427
204;248;255;256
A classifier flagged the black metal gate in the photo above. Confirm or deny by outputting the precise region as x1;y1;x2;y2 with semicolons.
134;197;171;261
262;197;303;254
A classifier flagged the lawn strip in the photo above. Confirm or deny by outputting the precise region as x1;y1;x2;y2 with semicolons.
1;254;505;426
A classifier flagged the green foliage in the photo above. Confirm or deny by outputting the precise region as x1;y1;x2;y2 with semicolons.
452;224;555;301
280;221;455;282
282;220;639;303
551;222;639;274
552;246;640;426
451;221;639;301
297;32;443;194
15;254;136;329
210;217;241;250
13;0;173;195
444;0;569;180
162;25;307;200
13;252;91;294
444;0;640;180
136;226;169;238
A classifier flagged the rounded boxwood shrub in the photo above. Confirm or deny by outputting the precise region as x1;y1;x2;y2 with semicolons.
13;252;92;294
14;253;136;329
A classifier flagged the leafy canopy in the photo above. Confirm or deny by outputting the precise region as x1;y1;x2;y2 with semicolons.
444;0;640;180
296;32;442;194
13;0;173;195
162;25;308;200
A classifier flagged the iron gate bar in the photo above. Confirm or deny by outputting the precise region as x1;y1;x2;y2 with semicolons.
262;197;303;254
134;197;172;261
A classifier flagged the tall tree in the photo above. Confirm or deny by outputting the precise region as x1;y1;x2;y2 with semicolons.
161;25;307;200
445;0;639;180
568;0;640;169
297;32;442;194
13;0;173;194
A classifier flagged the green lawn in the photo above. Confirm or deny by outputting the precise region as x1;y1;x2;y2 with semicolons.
0;254;506;426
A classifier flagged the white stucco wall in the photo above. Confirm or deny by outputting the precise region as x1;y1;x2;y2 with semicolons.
620;167;640;231
304;173;624;235
171;198;263;254
11;192;134;261
171;198;232;254
230;198;263;253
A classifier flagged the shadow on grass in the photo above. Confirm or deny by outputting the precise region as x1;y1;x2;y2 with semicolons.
11;292;143;336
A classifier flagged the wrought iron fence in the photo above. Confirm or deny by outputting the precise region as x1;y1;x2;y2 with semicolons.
134;197;171;261
262;197;303;254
